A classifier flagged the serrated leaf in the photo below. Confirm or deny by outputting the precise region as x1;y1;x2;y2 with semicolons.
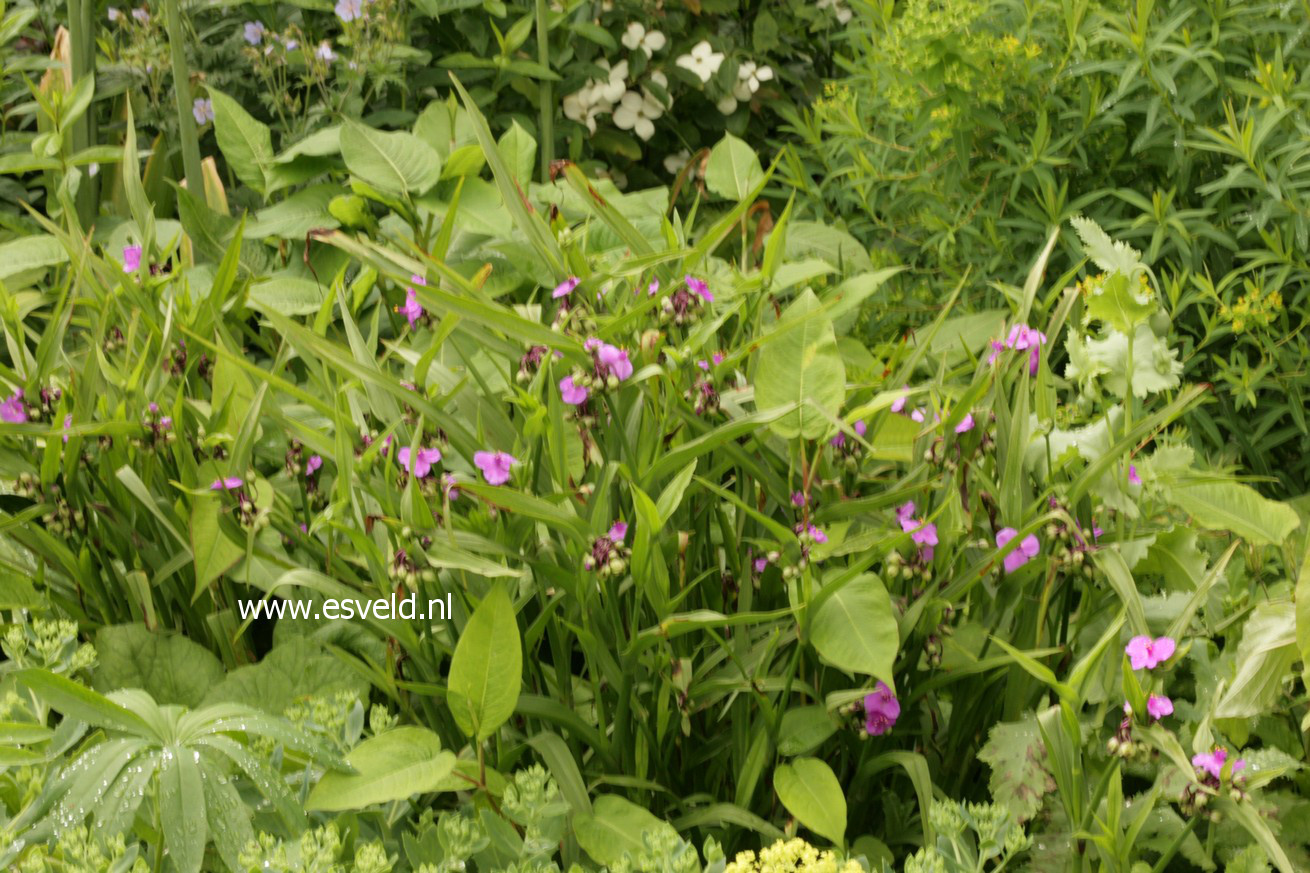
1165;479;1300;546
1072;215;1144;278
1214;600;1297;719
978;713;1054;822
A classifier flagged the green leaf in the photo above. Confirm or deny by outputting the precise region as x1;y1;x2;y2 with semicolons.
808;573;897;685
1071;215;1145;279
496;121;535;186
1214;600;1297;719
191;497;244;597
754;288;846;440
1165;479;1300;546
777;706;838;756
977;713;1054;822
306;727;455;811
704;132;764;201
574;795;678;866
201;637;369;714
340;119;442;198
209;89;273;194
1084;272;1157;335
447;585;522;740
773;757;847;846
159;743;207;873
93;624;224;708
0;235;67;282
246;184;339;239
247;274;329;316
16;669;155;736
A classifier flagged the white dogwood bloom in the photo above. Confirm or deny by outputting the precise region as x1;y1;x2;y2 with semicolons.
621;23;667;57
732;61;774;101
676;40;724;83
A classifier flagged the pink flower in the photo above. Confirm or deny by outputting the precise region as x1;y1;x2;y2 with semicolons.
397;287;424;327
890;387;909;413
1146;694;1173;720
910;408;925;423
955;413;975;434
987;339;1005;366
754;557;768;573
896;501;915;522
863;681;900;736
791;491;806;507
646;279;660;296
996;527;1040;573
211;476;243;490
900;508;937;562
685;275;713;302
853;420;867;437
596;344;633;381
474;450;516;485
830;432;845;448
559;376;588;405
1128;465;1141;485
306;455;322;476
807;524;828;544
399;446;442;479
0;392;26;424
1125;635;1176;670
62;413;73;443
697;359;711;371
609;521;628;542
553;276;580;298
712;352;724;365
122;245;143;272
1192;747;1245;780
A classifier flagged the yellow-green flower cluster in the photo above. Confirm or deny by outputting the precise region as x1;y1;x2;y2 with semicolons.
723;839;863;873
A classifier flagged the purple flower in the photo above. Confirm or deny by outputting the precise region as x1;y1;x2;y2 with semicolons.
791;491;806;507
399;446;442;478
108;7;121;21
596;344;633;381
955;413;975;434
609;521;628;542
896;501;915;522
830;432;845;448
192;98;214;125
1128;465;1141;485
712;352;724;365
808;525;828;544
243;21;265;43
910;408;925;423
334;0;363;21
647;279;660;296
315;41;336;62
1125;635;1175;670
123;245;143;272
474;450;516;485
685;275;713;302
306;455;322;476
697;359;711;371
559;376;588;405
553;276;580;299
890;388;909;414
992;324;1048;375
863;681;900;736
901;515;937;547
397;288;424;327
61;413;73;443
282;38;299;50
1146;694;1173;721
1192;747;1245;780
0;392;26;424
853;420;867;437
754;557;768;573
996;527;1039;573
211;476;243;491
130;7;149;23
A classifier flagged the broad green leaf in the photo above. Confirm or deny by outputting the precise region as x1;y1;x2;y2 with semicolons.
247;274;328;316
777;706;838;756
93;624;224;708
574;795;677;866
0;235;67;282
978;712;1053;822
808;573;897;685
705;132;764;201
1214;600;1298;719
306;727;455;811
159;743;207;873
755;288;845;440
191;497;244;597
245;184;339;238
496;121;535;186
201;636;369;713
1165;479;1300;546
340;119;442;198
209;89;273;194
773;757;847;846
448;585;522;740
16;669;155;736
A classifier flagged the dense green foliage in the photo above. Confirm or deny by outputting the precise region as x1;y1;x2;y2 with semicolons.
0;0;1309;871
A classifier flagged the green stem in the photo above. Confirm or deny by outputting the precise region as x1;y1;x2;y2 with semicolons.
67;0;97;226
162;0;203;197
535;0;552;182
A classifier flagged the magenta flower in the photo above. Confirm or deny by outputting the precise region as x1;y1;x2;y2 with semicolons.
1125;635;1176;670
596;344;634;381
1146;694;1173;720
306;455;322;476
807;524;828;544
853;420;867;437
553;276;580;299
863;681;900;735
399;446;442;478
397;287;424;328
890;388;909;414
712;352;724;365
910;408;925;423
955;413;975;434
989;324;1048;375
899;505;937;562
210;476;243;491
1128;465;1141;485
609;521;628;542
1192;747;1245;780
754;557;768;573
996;527;1040;573
897;501;915;522
122;245;143;272
791;491;807;507
0;392;26;424
559;376;588;405
830;432;845;448
62;413;73;443
474;450;516;485
685;275;713;302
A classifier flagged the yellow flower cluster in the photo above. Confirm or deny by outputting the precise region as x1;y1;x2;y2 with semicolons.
1220;284;1283;334
723;839;864;873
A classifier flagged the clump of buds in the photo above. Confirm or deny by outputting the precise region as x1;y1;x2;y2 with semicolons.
517;345;551;383
135;403;174;450
164;339;188;377
41;483;84;537
389;548;420;589
659;283;707;327
583;522;631;579
688;377;719;416
103;326;125;354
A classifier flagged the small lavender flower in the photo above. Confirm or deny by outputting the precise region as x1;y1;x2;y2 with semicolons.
130;7;149;23
791;491;806;507
399;446;442;478
397;288;424;327
1146;694;1172;720
305;455;323;476
211;476;243;490
863;681;900;735
107;7;121;21
315;41;336;61
608;521;628;542
334;0;363;22
559;376;588;405
684;275;713;302
243;21;265;43
1128;465;1141;485
0;392;26;424
192;98;214;125
553;276;580;299
595;343;633;382
955;412;975;433
122;245;143;272
1192;747;1244;781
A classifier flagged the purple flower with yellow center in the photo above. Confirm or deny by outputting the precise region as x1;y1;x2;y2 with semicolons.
553;276;580;299
211;476;243;491
474;450;516;485
192;98;214;125
996;527;1039;573
243;20;265;43
559;376;588;405
863;681;900;735
306;455;322;476
685;275;713;302
955;412;975;433
0;392;26;424
1146;694;1173;720
1125;635;1175;670
808;524;827;544
123;245;143;273
399;446;442;478
334;0;362;22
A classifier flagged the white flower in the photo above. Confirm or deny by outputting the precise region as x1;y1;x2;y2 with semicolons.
816;0;853;24
563;92;605;134
621;23;667;58
316;41;336;62
613;89;665;140
731;61;774;101
664;149;691;175
596;59;629;103
676;40;724;84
